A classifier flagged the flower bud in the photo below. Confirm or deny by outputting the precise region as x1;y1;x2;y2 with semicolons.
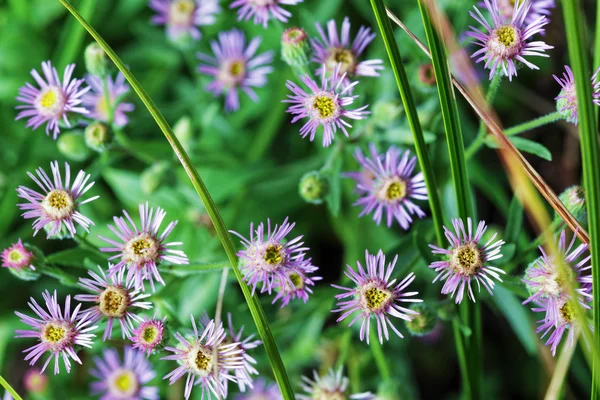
299;171;329;205
173;115;194;153
141;161;173;195
557;185;587;226
85;122;114;152
405;303;438;336
85;42;109;78
418;63;436;86
57;131;91;162
281;27;312;68
24;368;48;394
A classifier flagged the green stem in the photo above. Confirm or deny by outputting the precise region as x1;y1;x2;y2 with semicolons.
0;375;22;400
102;77;114;125
369;330;392;382
58;2;295;398
466;73;502;159
503;111;563;136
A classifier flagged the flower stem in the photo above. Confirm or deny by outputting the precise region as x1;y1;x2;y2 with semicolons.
102;77;114;125
0;375;22;400
503;111;564;136
466;73;502;159
369;330;392;382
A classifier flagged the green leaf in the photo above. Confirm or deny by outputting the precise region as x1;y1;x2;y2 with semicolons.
501;243;517;264
162;262;229;277
45;247;105;267
505;197;524;244
485;136;552;161
492;286;537;355
385;126;437;145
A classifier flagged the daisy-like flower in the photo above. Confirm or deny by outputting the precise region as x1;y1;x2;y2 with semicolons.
331;249;422;344
149;0;220;42
90;346;159;400
311;17;384;87
230;217;311;294
428;218;506;303
283;64;370;147
98;202;189;292
230;0;302;28
162;316;244;400
236;379;282;400
131;315;167;357
17;161;99;238
82;72;135;127
467;0;553;81
15;61;90;139
271;259;322;307
2;239;35;270
488;0;555;25
15;290;97;375
225;314;262;392
75;266;153;341
345;143;427;229
197;29;273;112
298;367;373;400
24;368;48;394
553;65;600;125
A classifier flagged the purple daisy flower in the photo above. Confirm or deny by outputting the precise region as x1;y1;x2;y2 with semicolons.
24;368;48;394
230;0;302;28
98;202;189;292
467;0;553;81
82;72;135;127
15;61;90;139
162;316;244;400
16;161;99;238
553;65;600;125
311;17;384;87
331;249;422;344
225;313;262;392
483;0;555;25
283;64;370;147
298;368;373;400
345;143;428;229
235;379;282;400
2;239;35;270
197;29;273;112
229;217;311;295
428;218;505;303
15;290;97;375
90;346;159;400
149;0;220;42
74;265;152;341
131;315;167;357
271;258;322;307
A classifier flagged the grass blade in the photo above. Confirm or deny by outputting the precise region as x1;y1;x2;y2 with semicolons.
56;1;295;397
0;375;22;400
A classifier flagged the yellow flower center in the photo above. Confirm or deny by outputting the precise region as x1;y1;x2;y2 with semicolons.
41;90;57;108
190;346;213;376
559;301;575;324
495;25;518;47
99;286;129;318
169;0;195;26
109;369;139;397
35;86;66;118
314;388;347;400
8;249;24;263
43;324;66;343
313;95;337;119
142;326;158;343
229;60;246;78
451;244;482;276
325;47;356;75
361;282;392;312
289;272;303;289
125;233;159;264
41;189;75;220
264;244;284;265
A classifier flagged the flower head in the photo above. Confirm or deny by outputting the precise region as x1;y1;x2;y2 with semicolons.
230;217;313;295
98;202;189;292
404;303;438;337
149;0;220;42
131;315;167;357
558;185;587;225
235;379;282;400
345;144;428;229
84;42;109;78
75;266;152;341
230;0;303;28
82;72;134;127
162;316;244;400
282;27;312;68
15;61;90;139
271;259;322;307
197;29;273;112
284;65;369;147
24;368;48;393
428;218;505;303
298;367;373;400
15;290;97;374
311;17;384;87
331;249;422;344
2;239;35;270
17;161;99;238
90;346;159;400
467;0;552;81
225;314;262;392
490;0;555;25
553;65;600;125
298;171;329;205
534;298;591;356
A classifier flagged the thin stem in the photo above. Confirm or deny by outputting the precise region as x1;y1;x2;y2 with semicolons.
369;330;392;382
102;77;114;125
504;111;564;136
466;73;502;159
0;375;22;400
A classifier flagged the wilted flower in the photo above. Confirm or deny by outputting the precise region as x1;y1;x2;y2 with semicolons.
2;239;35;270
404;303;438;337
298;367;373;400
17;161;99;238
284;64;369;147
90;346;159;399
230;0;303;28
271;260;322;307
15;61;90;139
331;249;422;344
131;315;167;357
281;27;312;68
82;72;134;127
467;0;552;81
15;290;97;374
98;202;189;292
345;143;428;229
162;317;244;400
428;218;505;303
149;0;220;42
197;29;273;112
23;368;48;393
554;65;600;125
235;379;282;400
226;313;262;392
75;266;153;341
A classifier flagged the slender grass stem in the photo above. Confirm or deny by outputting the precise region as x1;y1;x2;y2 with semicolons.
466;74;502;159
0;375;22;400
102;77;114;125
504;111;564;136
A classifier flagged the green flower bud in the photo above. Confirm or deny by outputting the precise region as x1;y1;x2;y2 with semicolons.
435;301;456;321
405;303;438;336
141;161;173;195
57;131;91;162
299;171;329;205
557;185;587;226
173;116;194;152
281;27;312;68
84;122;114;152
8;264;41;281
85;42;109;77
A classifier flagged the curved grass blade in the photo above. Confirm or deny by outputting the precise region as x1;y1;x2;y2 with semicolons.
0;375;22;400
56;1;295;397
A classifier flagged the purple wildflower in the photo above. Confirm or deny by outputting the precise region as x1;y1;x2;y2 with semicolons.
467;0;553;81
74;265;152;341
271;258;322;307
15;290;97;375
491;0;555;24
197;29;273;112
553;65;600;125
90;346;159;400
298;367;373;400
162;317;244;400
98;202;189;292
345;143;427;229
225;313;262;392
331;249;422;344
311;17;383;87
82;72;134;127
149;0;220;42
428;218;505;303
2;239;35;270
16;161;99;238
15;61;90;139
534;298;591;356
131;315;167;357
283;64;370;147
235;379;282;400
23;368;48;394
230;0;303;28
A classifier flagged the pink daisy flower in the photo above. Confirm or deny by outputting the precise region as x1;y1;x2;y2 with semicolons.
131;315;167;357
553;65;600;125
1;239;35;270
149;0;220;42
298;368;373;400
230;0;303;28
82;72;135;127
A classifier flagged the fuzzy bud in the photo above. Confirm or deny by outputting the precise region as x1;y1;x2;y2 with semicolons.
141;161;173;195
85;122;114;152
85;42;109;78
557;185;587;226
281;27;312;68
405;303;438;336
299;171;329;205
57;131;91;162
173;115;194;153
